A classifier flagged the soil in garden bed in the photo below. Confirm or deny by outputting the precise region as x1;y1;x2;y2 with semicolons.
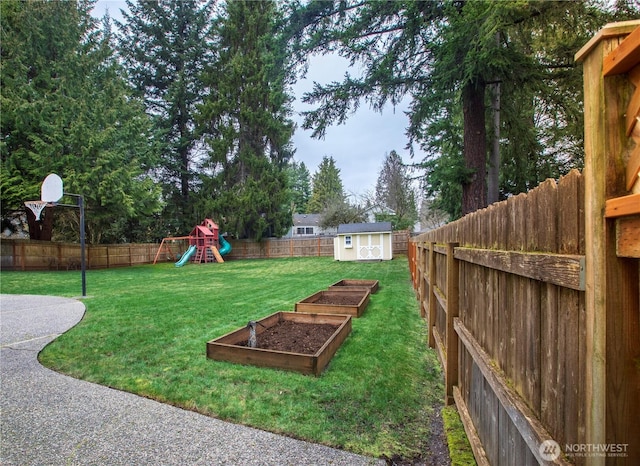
237;321;339;354
314;294;364;305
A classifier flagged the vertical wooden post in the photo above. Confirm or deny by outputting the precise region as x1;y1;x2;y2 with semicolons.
428;242;437;349
445;242;459;406
576;20;640;466
419;244;427;317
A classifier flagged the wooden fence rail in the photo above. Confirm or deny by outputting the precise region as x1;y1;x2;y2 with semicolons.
409;21;640;466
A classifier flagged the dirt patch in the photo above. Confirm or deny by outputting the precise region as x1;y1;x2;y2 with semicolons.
383;406;451;466
237;321;339;354
314;294;364;305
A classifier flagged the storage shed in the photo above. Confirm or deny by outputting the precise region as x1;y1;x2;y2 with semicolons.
333;222;393;261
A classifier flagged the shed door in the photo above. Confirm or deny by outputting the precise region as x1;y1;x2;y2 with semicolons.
357;234;383;260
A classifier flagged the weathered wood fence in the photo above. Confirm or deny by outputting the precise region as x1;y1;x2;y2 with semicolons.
1;240;166;270
1;230;410;270
408;22;639;466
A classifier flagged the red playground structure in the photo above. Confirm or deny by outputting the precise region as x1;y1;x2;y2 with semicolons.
153;218;232;266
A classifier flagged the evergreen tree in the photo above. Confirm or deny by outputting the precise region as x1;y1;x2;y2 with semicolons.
306;156;345;214
287;160;312;213
375;150;417;231
198;0;295;240
117;0;214;234
0;0;161;243
285;0;636;218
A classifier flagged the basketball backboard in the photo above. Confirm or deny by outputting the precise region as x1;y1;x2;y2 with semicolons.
41;174;63;203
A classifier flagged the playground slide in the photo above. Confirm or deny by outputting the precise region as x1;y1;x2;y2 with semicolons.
219;236;232;256
175;245;196;267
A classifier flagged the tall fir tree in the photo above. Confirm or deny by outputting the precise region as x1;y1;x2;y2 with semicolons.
0;0;161;243
117;0;214;234
287;160;312;213
306;156;345;214
197;0;295;240
285;0;636;219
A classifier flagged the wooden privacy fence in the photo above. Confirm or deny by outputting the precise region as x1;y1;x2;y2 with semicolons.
231;230;410;259
409;22;640;466
229;236;335;259
1;230;411;270
1;240;165;270
410;170;587;465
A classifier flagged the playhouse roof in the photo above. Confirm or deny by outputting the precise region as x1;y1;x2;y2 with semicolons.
202;218;219;230
337;222;392;234
191;225;214;236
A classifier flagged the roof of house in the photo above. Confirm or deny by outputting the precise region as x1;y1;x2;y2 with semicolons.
293;213;322;226
337;222;392;234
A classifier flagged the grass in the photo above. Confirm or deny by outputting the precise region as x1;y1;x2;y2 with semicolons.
1;256;444;459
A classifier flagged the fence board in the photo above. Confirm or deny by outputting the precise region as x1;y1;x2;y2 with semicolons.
455;318;571;466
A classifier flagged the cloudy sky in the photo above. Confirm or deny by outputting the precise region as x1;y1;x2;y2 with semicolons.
92;1;423;199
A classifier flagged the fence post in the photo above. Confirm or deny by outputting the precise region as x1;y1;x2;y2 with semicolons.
576;21;640;465
418;244;427;317
20;242;25;271
445;242;459;406
427;242;436;349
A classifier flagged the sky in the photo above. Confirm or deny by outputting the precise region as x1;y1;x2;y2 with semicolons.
92;1;423;200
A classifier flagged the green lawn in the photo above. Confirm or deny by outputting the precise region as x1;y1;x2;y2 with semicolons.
1;256;445;459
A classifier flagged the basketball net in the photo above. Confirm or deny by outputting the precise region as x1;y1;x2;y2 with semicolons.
24;200;48;221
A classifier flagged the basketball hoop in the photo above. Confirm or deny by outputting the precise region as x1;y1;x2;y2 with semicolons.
24;200;49;221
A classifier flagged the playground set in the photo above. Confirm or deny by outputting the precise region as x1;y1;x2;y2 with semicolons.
153;218;232;267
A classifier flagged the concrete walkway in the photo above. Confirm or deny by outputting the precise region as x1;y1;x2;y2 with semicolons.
0;295;384;465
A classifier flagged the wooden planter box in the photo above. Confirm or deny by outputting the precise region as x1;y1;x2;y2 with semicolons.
206;312;351;376
295;289;370;317
328;279;379;294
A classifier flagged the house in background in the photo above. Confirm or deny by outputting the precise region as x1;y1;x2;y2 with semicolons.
284;214;337;238
333;222;393;261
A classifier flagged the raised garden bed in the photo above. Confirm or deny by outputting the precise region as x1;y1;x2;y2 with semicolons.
295;289;370;317
328;279;379;294
206;311;351;376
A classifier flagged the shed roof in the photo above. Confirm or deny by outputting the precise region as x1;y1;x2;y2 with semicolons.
337;222;392;234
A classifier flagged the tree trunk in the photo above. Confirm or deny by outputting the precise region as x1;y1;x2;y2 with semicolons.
26;206;53;241
462;80;487;215
488;80;500;205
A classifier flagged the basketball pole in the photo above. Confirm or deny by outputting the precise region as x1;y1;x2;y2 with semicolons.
63;193;86;297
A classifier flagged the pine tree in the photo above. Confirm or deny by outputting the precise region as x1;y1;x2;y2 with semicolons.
117;0;214;234
306;156;345;214
198;0;295;240
0;0;161;242
285;0;636;218
287;160;312;213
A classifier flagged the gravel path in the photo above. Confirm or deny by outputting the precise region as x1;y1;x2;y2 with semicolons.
0;295;384;466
